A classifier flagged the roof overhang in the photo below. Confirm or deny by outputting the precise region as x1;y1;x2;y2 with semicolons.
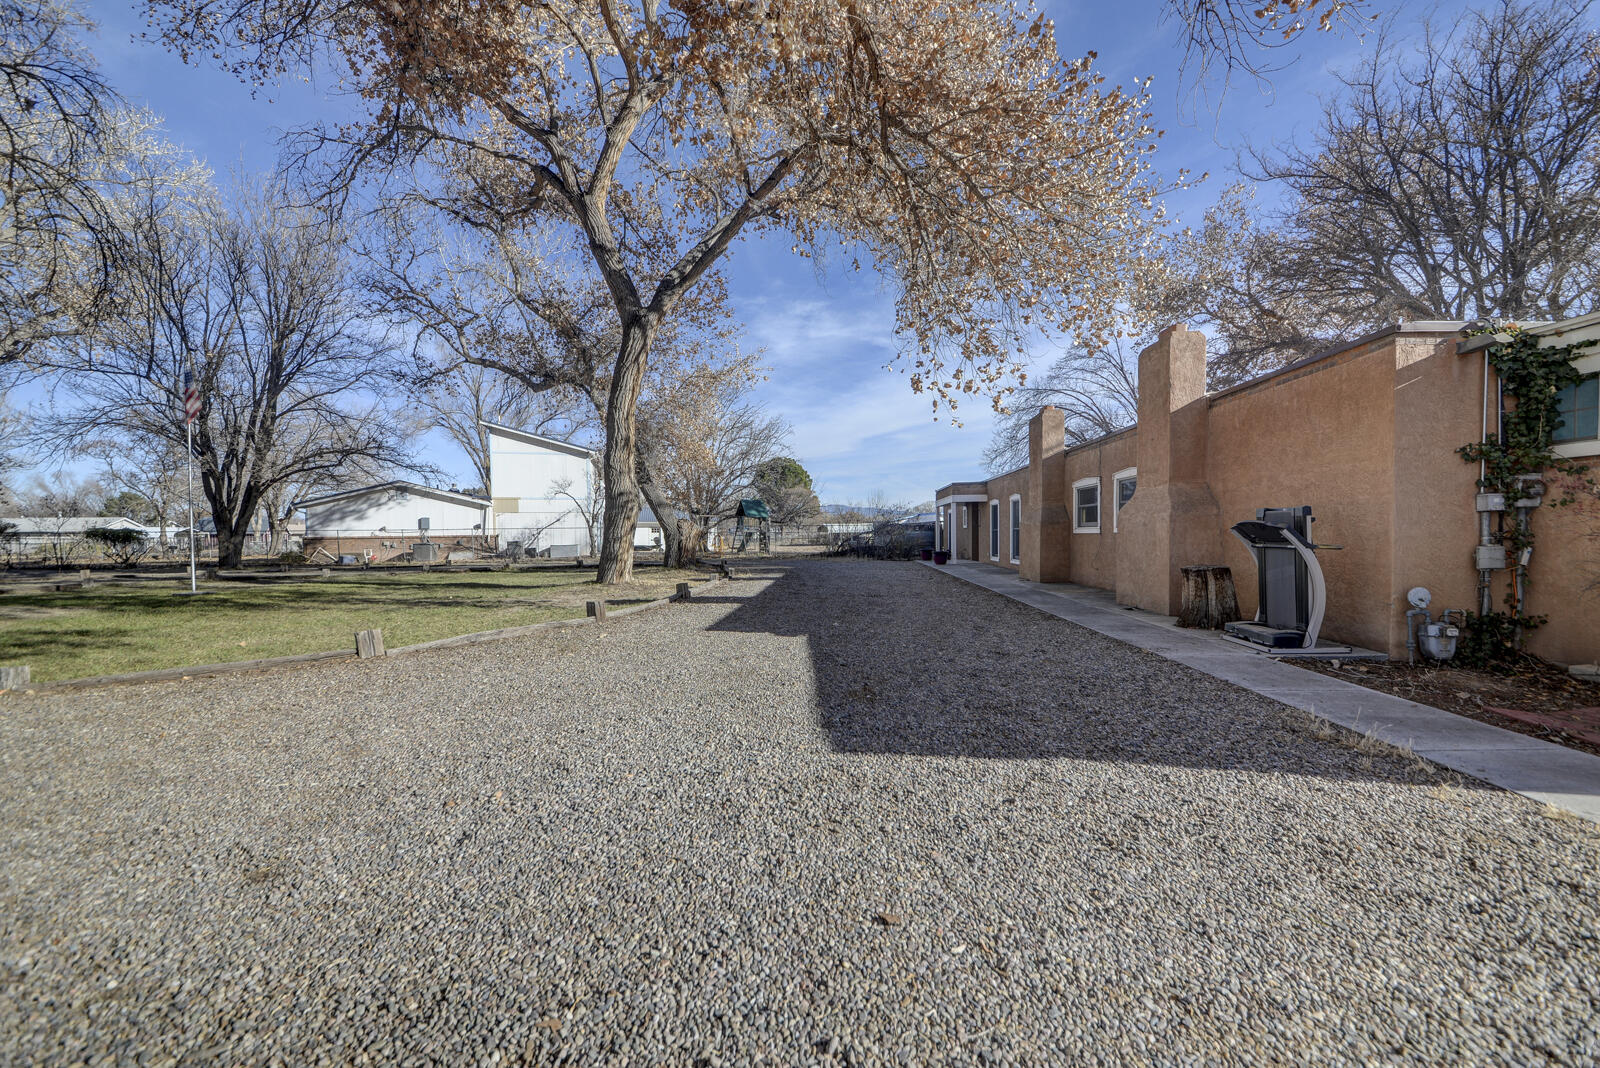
480;421;596;459
294;481;490;511
935;494;989;506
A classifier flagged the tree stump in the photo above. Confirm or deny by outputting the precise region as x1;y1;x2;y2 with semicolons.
1178;565;1241;629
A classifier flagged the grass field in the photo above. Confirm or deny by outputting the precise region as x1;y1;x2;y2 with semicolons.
0;567;706;682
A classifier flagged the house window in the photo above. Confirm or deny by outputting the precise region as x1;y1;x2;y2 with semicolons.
989;500;999;560
1553;373;1598;444
1009;494;1021;563
1111;468;1136;532
1073;478;1101;533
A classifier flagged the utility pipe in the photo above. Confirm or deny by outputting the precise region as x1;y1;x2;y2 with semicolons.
1477;348;1493;616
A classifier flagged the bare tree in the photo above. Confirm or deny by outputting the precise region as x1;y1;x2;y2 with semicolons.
1200;0;1600;379
13;469;104;514
0;0;121;364
35;176;414;567
1163;0;1372;92
983;337;1142;474
657;383;789;545
0;388;24;506
863;490;913;520
360;197;748;570
83;432;188;548
549;459;604;557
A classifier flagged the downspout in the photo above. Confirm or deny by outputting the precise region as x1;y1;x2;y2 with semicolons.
1477;349;1493;616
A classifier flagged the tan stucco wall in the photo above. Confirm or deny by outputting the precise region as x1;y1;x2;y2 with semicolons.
978;469;1027;570
954;502;981;561
1388;337;1494;657
1527;497;1600;665
1061;431;1137;591
1206;335;1403;652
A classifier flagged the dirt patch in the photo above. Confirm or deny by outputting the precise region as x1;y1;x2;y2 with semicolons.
1300;658;1600;757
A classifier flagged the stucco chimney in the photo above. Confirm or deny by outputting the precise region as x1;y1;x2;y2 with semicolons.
1116;324;1222;613
1022;405;1069;582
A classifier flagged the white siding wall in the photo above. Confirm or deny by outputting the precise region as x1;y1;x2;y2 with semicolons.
488;430;600;553
305;488;490;537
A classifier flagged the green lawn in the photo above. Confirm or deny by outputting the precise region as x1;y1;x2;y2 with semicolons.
0;568;704;682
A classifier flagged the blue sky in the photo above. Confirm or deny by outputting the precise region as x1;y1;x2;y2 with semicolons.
21;0;1471;507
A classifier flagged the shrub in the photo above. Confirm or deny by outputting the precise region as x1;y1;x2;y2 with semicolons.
85;527;151;567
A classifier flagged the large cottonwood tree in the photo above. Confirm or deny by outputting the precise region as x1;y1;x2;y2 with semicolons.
360;193;751;569
39;179;413;567
151;0;1168;582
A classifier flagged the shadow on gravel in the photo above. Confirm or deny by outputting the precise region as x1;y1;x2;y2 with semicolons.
709;561;1475;786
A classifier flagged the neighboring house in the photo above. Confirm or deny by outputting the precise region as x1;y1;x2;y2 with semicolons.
485;422;601;554
292;422;666;561
189;515;306;549
634;507;663;550
933;315;1600;666
0;515;147;553
296;482;492;563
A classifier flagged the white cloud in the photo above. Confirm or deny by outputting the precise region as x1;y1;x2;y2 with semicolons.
742;295;1002;506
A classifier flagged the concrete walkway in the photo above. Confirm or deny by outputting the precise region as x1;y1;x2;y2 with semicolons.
925;559;1600;823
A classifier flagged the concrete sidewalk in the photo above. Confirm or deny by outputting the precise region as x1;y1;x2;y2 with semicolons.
924;559;1600;823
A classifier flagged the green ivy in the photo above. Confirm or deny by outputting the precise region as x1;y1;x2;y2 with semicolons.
1455;610;1544;671
1456;322;1594;660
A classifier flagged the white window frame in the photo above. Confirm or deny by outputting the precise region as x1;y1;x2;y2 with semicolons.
1549;351;1600;458
1008;493;1022;564
1072;477;1101;534
1552;368;1600;458
1111;467;1137;533
988;499;999;561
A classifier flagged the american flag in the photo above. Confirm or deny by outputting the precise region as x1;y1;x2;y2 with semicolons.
182;369;200;425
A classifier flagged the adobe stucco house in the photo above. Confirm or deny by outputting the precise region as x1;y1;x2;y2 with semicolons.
935;319;1600;665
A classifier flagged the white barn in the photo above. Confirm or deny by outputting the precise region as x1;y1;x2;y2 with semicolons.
485;422;601;554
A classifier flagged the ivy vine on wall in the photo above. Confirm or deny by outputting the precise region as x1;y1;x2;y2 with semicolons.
1456;322;1594;665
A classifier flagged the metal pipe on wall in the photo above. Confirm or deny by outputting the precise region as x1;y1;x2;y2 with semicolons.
1476;349;1494;616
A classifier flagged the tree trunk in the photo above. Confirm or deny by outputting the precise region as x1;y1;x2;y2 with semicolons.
596;319;654;584
636;439;685;568
639;473;683;568
215;519;249;569
205;478;261;570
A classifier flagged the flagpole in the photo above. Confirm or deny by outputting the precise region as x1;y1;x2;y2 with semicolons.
182;364;199;594
186;417;197;594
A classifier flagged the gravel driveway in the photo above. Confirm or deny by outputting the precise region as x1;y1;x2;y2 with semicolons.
2;559;1597;1067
